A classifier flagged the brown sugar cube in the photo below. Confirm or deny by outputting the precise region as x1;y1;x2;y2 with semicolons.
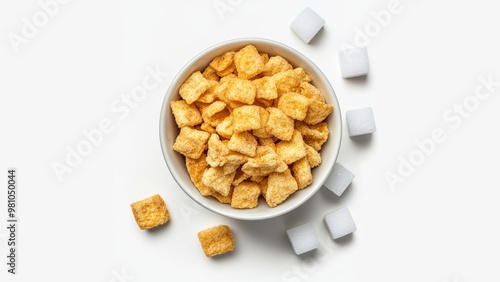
291;157;313;189
179;71;211;104
173;127;210;159
226;78;256;105
170;100;203;128
262;55;293;76
202;167;236;197
276;130;307;164
228;131;258;157
303;99;333;125
265;169;298;208
197;225;235;257
273;68;311;95
234;45;264;79
277;92;311;121
186;154;214;196
232;105;261;133
265;107;294;141
304;144;322;168
231;181;261;209
209;51;236;72
300;82;325;102
130;194;170;230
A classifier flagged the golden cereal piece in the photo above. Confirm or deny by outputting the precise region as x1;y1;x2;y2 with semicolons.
200;122;216;134
250;175;265;183
258;137;276;151
252;107;272;138
292;157;313;189
212;187;233;204
130;194;170;230
226;78;256;105
260;52;270;64
170;100;203;128
204;108;230;127
303;99;333;125
216;116;234;139
197;80;219;103
206;133;229;167
254;97;274;108
173;127;210;159
262;55;293;76
202;167;236;197
232;105;261;133
186;154;214;196
241;146;280;176
202;65;220;82
210;51;236;72
216;63;237;77
304;144;322;168
277;92;311;121
198;225;235;257
234;45;264;79
300;82;325;102
179;71;210;104
231;181;261;209
265;107;294;141
222;151;248;175
294;121;329;140
276;130;307;164
273;68;311;95
232;170;251;186
259;177;268;198
252;76;278;100
265;169;298;208
201;100;227;120
304;137;326;151
228;131;258;157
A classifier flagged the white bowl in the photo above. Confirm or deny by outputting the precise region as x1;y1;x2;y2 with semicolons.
160;38;342;220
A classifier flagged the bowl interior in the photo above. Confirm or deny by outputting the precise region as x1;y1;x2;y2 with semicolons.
160;38;342;220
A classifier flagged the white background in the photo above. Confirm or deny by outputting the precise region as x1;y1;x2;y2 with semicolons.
1;0;500;281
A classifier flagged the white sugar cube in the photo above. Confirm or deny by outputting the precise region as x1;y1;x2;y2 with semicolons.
346;107;376;137
324;207;357;240
286;223;319;255
339;47;370;78
290;7;325;43
323;163;354;196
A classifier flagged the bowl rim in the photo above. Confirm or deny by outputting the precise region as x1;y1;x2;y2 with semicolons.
159;37;342;220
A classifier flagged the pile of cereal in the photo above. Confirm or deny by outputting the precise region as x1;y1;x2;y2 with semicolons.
171;44;333;209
